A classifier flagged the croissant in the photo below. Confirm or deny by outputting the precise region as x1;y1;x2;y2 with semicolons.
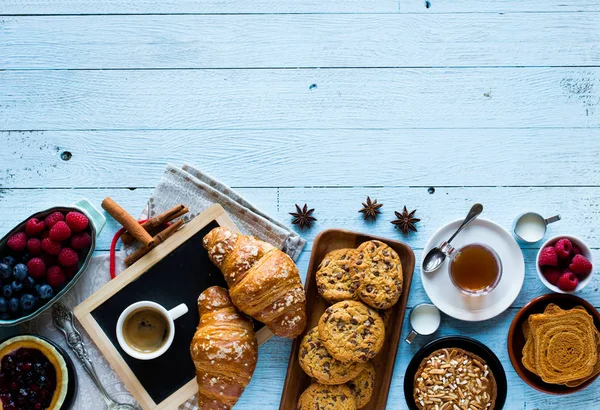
190;286;258;410
203;227;307;338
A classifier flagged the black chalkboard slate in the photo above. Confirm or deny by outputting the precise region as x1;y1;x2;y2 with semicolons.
90;220;264;404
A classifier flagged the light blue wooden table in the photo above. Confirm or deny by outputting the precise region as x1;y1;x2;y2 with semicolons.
1;1;599;408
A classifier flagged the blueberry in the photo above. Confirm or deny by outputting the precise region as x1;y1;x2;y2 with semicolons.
2;284;13;298
0;263;11;279
22;276;35;290
0;297;8;313
11;281;23;293
20;253;31;263
1;256;16;268
8;297;19;313
38;285;53;300
20;294;35;311
12;264;28;282
0;312;11;321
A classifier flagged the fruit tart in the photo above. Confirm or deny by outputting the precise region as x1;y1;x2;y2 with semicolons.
0;336;69;410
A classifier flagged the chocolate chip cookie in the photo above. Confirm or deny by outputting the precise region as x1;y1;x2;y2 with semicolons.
347;362;376;408
316;248;360;303
351;240;403;309
297;383;357;410
318;300;385;363
299;328;366;385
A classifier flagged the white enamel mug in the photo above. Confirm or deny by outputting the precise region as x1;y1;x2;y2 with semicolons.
116;301;188;360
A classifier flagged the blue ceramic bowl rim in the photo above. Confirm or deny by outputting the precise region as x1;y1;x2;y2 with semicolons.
0;206;97;326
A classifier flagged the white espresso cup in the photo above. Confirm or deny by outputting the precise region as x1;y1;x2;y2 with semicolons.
116;301;188;360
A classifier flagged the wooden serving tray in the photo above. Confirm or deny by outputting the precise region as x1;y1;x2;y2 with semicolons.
279;229;415;410
74;204;272;410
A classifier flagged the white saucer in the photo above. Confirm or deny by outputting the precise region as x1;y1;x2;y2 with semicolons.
421;218;525;321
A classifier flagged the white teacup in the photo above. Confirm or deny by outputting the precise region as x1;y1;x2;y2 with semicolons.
116;301;188;360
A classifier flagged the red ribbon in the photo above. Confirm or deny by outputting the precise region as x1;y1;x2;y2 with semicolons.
109;219;148;279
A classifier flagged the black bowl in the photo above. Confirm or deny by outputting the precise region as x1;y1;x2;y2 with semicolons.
404;336;507;410
0;334;78;409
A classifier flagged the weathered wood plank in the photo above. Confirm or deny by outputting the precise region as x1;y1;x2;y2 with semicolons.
2;14;600;69
2;186;598;249
2;0;599;15
0;0;400;15
1;68;599;131
2;130;600;188
400;0;600;13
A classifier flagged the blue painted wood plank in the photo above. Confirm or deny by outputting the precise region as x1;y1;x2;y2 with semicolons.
2;14;599;69
1;69;598;132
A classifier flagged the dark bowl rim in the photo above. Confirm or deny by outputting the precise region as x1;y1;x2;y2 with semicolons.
404;335;507;410
0;206;97;326
507;293;600;394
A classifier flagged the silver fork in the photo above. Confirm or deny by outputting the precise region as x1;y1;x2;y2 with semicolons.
52;303;136;410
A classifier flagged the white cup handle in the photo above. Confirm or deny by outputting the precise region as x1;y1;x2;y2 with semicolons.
168;303;188;321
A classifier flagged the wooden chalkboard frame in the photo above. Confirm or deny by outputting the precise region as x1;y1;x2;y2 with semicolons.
74;204;273;409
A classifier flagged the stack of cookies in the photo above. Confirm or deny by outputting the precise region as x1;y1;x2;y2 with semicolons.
297;240;404;409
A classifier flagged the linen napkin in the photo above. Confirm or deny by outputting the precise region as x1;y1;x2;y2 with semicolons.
21;163;306;410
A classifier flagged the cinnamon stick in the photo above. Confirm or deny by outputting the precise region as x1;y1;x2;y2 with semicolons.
101;197;154;248
121;204;188;245
124;219;184;266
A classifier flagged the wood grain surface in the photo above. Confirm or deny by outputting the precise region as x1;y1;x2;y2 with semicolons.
0;0;599;408
2;14;600;68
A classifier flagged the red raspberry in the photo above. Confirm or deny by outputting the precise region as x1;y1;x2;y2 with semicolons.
41;238;62;255
556;271;579;292
58;248;79;267
46;266;66;288
7;232;27;252
27;257;46;279
554;238;572;259
572;245;582;256
25;218;46;237
542;267;563;286
71;232;92;249
27;238;42;255
49;221;71;241
41;231;49;239
569;254;593;278
65;212;89;232
538;246;558;267
44;211;65;228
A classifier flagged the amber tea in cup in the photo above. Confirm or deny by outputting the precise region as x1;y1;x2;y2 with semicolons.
449;244;502;296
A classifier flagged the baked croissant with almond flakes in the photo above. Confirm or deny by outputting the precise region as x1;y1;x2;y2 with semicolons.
203;227;307;338
190;286;258;410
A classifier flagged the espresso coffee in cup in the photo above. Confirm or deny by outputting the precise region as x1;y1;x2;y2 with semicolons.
123;307;170;353
116;301;188;360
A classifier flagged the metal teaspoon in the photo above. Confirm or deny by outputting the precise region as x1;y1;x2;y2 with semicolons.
52;303;137;410
422;203;484;273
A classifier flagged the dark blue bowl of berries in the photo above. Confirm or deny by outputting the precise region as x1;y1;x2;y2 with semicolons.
0;334;77;410
0;199;105;326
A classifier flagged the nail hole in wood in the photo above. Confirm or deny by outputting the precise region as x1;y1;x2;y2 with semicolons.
428;187;435;194
60;151;72;161
309;84;318;91
425;1;431;8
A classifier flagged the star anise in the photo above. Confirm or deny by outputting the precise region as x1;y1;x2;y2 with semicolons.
290;204;317;229
359;196;383;221
391;206;420;234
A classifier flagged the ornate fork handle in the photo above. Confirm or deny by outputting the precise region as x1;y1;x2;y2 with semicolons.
52;303;119;408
